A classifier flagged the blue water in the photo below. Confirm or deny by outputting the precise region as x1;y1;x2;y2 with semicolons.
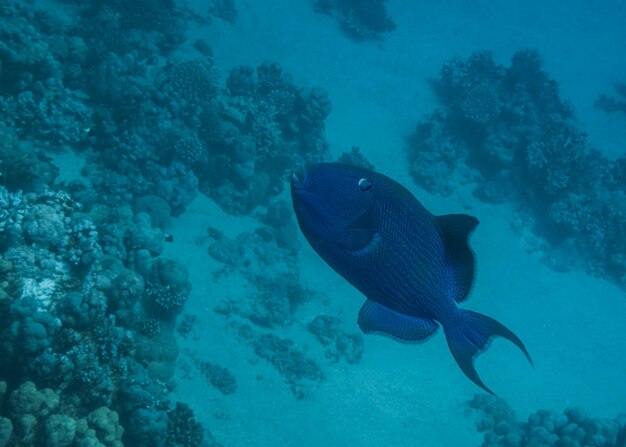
0;0;625;446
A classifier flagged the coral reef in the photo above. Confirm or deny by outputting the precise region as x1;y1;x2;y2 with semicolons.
0;183;207;445
0;2;92;147
408;49;626;285
469;394;626;447
0;0;339;443
204;62;331;213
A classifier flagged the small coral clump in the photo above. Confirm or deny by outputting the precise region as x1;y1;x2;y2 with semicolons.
595;83;626;116
146;284;190;318
166;402;204;447
167;59;219;105
238;324;325;399
308;315;364;364
193;358;238;395
469;394;626;447
138;319;162;337
315;0;396;40
174;136;205;165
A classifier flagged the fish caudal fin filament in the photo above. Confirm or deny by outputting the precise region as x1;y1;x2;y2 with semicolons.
443;310;533;395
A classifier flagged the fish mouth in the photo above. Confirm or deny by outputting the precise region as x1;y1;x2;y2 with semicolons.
291;165;309;190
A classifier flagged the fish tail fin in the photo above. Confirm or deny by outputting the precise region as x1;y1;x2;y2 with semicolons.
443;309;533;395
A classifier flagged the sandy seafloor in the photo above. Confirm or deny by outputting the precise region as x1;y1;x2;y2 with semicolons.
154;1;626;446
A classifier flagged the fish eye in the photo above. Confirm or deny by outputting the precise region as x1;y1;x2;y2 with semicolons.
358;178;372;192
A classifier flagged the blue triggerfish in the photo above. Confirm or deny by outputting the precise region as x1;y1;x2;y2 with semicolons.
291;163;532;394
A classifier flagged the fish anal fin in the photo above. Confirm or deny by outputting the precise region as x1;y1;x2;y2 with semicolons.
357;300;438;342
435;213;479;302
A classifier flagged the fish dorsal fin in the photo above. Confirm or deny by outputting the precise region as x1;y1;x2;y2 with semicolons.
435;214;479;302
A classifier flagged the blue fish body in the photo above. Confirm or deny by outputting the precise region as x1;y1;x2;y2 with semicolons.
291;162;531;394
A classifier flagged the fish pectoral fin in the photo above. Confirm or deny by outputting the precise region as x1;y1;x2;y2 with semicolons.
337;205;380;256
337;229;380;256
435;213;479;303
357;300;438;342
